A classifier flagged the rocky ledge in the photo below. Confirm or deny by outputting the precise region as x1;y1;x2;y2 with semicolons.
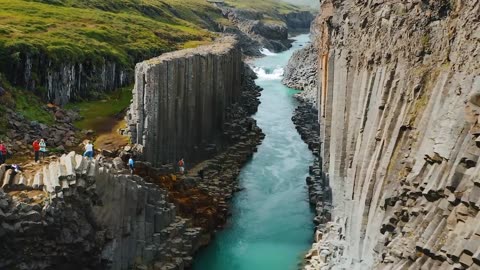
283;42;318;105
0;151;204;270
291;101;333;268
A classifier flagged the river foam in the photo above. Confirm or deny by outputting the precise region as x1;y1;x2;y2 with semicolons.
259;48;277;56
252;66;284;81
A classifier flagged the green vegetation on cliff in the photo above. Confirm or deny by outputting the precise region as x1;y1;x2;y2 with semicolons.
0;74;54;138
65;85;132;131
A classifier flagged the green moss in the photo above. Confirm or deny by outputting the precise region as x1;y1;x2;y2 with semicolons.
13;89;55;125
0;74;53;135
421;34;430;48
65;85;133;131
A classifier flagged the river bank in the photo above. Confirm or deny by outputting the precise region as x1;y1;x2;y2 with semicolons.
193;34;315;270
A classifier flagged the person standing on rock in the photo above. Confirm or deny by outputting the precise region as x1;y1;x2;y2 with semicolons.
0;142;7;164
39;139;47;160
178;158;185;175
32;139;40;163
83;141;94;160
128;156;134;175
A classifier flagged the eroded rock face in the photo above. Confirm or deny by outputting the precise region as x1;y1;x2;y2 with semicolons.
0;152;203;270
283;42;318;104
128;36;246;166
306;0;480;269
4;56;130;106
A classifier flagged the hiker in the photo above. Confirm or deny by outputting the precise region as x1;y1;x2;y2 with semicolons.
0;142;7;164
128;157;134;174
0;142;3;165
178;158;185;175
32;139;40;163
40;139;47;159
83;141;94;160
199;169;205;180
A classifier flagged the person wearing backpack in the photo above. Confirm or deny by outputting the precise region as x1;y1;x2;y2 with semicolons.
32;139;40;163
178;158;185;175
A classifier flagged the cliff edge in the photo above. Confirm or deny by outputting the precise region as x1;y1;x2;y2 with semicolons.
306;0;480;269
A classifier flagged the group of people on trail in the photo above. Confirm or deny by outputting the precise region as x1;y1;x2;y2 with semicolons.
32;139;48;163
2;136;187;179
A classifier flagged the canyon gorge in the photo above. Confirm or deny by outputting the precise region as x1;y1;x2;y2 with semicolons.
1;0;480;269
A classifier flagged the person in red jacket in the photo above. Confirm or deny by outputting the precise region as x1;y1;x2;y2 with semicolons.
32;139;40;163
0;141;6;164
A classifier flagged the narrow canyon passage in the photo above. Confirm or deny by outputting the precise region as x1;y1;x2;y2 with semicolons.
193;34;314;270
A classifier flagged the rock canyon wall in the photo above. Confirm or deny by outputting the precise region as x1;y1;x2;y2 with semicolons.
305;0;480;269
0;152;203;270
129;36;245;166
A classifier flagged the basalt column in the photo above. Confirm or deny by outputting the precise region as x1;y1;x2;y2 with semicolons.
304;1;480;269
129;37;243;166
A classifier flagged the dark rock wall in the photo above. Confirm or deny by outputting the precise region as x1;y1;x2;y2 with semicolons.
305;0;480;269
3;54;131;106
129;37;244;166
283;11;316;31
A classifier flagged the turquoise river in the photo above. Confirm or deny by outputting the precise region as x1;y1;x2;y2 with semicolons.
193;34;315;270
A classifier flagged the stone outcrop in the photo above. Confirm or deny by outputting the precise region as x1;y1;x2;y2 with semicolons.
283;17;321;105
128;36;245;166
283;11;316;31
283;42;318;104
304;0;480;269
0;152;203;270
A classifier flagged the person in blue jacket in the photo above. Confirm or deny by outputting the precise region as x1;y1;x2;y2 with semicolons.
128;157;134;174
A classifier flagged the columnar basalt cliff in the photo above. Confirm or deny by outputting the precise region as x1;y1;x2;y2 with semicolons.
305;0;480;269
3;57;130;105
129;36;245;166
0;152;202;270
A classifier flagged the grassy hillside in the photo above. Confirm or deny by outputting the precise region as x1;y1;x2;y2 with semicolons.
0;0;219;68
225;0;307;14
0;0;309;83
